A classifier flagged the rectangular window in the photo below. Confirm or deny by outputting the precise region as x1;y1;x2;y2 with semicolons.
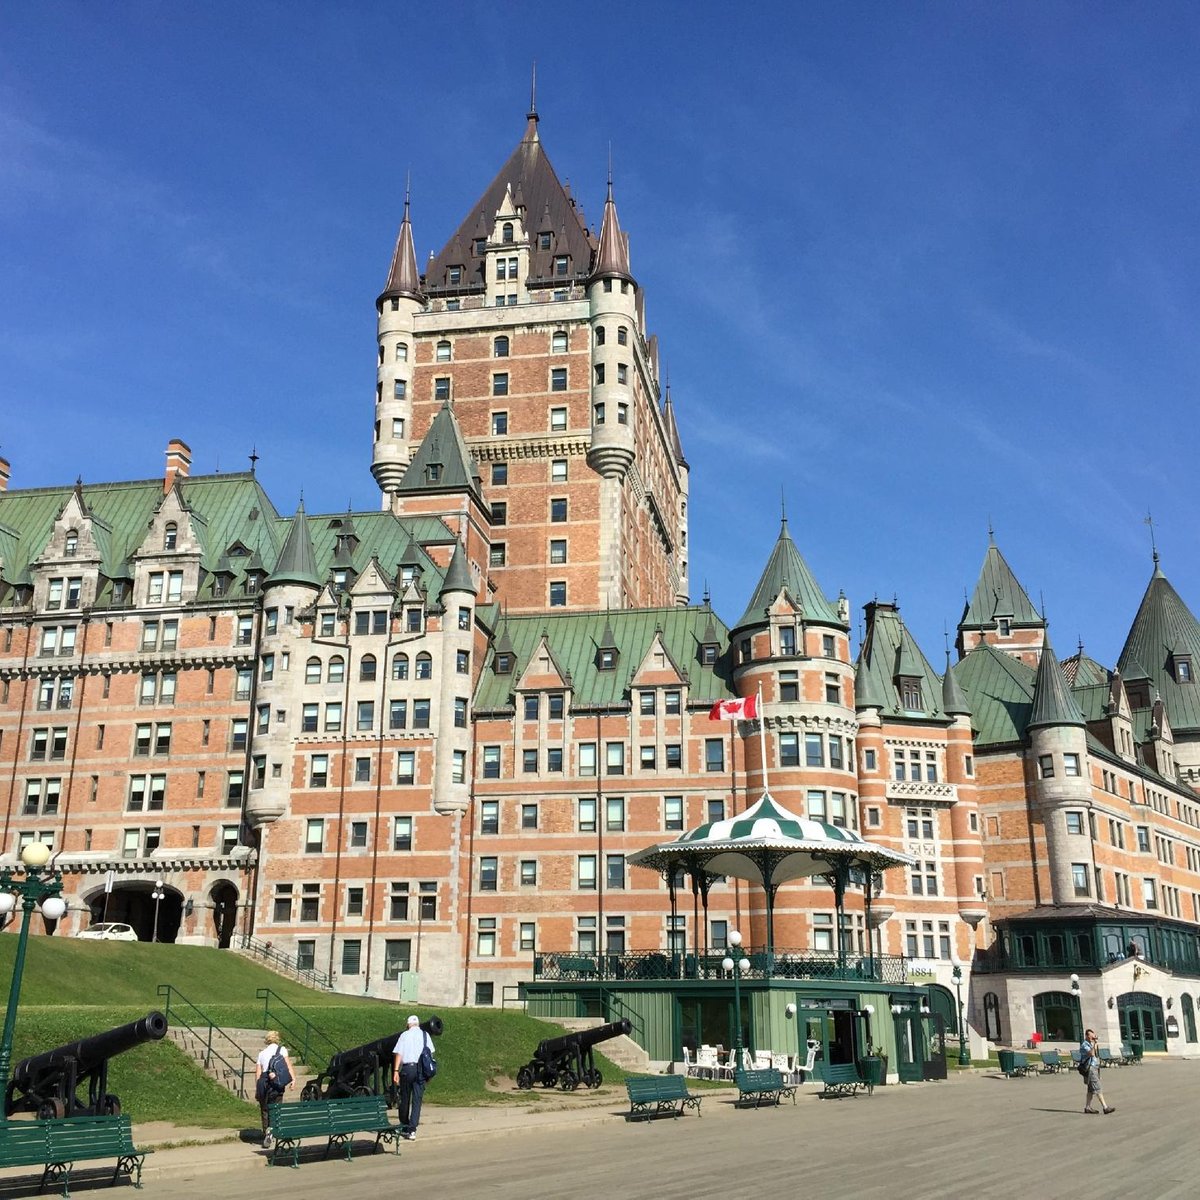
606;854;625;889
413;700;431;729
305;819;324;853
479;857;498;891
550;498;567;522
705;739;724;772
551;458;568;481
606;797;626;831
1065;812;1084;835
384;939;411;980
519;922;536;952
325;702;343;732
665;743;682;769
665;690;681;714
435;376;450;401
551;367;567;392
389;884;409;922
578;798;597;832
1063;753;1081;776
664;796;684;831
578;743;597;776
523;749;538;773
1038;754;1055;779
521;804;538;830
520;859;537;886
341;940;362;975
640;745;656;770
779;671;799;702
707;798;725;823
549;581;566;607
578;855;597;889
477;920;497;958
606;742;625;775
805;733;824;767
549;538;567;564
396;751;416;785
779;732;799;767
1071;863;1090;897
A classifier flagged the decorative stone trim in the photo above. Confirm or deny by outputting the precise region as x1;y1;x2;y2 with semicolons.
886;780;958;803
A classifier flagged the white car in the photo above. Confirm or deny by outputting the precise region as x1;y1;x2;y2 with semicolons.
74;923;139;942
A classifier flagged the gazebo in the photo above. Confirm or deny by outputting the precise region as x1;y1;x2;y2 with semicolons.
627;792;914;974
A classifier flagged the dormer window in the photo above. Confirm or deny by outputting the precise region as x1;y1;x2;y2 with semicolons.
495;652;512;674
1175;655;1194;684
502;222;514;244
899;676;923;710
164;523;177;551
332;569;348;592
700;644;718;666
779;626;797;656
554;255;569;277
427;464;442;483
475;238;487;255
539;232;551;250
447;266;462;286
998;618;1011;636
64;530;78;556
598;648;617;671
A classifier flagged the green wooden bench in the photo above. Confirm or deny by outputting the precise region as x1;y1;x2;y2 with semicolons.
735;1068;796;1108
820;1062;871;1098
1039;1050;1067;1073
0;1114;150;1199
267;1094;402;1168
624;1075;702;1121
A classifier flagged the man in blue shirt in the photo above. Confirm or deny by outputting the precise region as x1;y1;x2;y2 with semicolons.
392;1015;434;1139
1080;1028;1115;1115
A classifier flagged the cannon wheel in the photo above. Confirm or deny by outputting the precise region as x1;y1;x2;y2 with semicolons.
300;1082;322;1102
559;1070;579;1092
516;1066;535;1090
38;1099;66;1120
585;1069;602;1089
351;1085;373;1097
102;1094;122;1117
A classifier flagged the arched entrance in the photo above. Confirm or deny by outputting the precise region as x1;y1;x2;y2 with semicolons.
924;983;958;1036
85;882;184;943
210;882;239;949
1033;990;1081;1042
1118;991;1166;1052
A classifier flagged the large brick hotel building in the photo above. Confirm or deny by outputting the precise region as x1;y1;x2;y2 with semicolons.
4;104;1200;1054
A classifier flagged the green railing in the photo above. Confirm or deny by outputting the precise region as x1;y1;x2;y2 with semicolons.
239;934;333;990
257;987;340;1069
156;984;253;1100
523;988;646;1047
534;948;908;985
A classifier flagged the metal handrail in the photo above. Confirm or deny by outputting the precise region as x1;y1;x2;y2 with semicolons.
155;983;254;1100
239;934;334;990
597;986;646;1043
256;987;340;1068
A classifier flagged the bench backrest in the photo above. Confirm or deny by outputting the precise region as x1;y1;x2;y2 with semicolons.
271;1094;389;1134
1012;1053;1029;1068
1;1116;133;1163
822;1063;859;1082
737;1068;782;1089
626;1075;685;1100
1041;1051;1060;1064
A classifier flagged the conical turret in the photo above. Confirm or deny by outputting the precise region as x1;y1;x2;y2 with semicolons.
591;176;633;283
267;501;321;591
379;193;425;304
1028;636;1085;730
942;653;972;717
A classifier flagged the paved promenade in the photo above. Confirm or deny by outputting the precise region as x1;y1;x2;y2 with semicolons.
2;1059;1195;1199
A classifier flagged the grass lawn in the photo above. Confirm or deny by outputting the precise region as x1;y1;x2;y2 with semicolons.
1;939;623;1125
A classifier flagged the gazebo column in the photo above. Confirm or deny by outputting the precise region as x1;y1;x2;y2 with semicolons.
863;865;875;978
697;870;714;970
830;863;850;971
667;869;679;971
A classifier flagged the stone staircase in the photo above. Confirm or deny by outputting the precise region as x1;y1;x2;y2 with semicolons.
550;1018;654;1073
166;1024;317;1100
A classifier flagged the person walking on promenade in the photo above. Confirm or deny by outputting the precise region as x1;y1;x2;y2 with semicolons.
1080;1028;1115;1115
255;1030;293;1147
392;1015;435;1140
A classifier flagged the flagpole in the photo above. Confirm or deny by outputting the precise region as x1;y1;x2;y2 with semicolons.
756;683;769;794
729;714;741;934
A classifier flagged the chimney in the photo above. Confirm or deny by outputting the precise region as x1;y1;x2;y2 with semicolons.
0;457;9;493
164;439;192;494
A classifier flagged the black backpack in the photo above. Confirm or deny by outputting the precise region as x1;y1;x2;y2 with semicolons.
268;1050;292;1089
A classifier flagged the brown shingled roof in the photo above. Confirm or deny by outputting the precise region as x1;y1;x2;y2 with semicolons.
425;114;597;293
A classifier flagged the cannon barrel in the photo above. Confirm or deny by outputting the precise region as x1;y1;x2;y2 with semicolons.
11;1011;168;1087
304;1016;445;1102
533;1018;631;1063
325;1016;445;1076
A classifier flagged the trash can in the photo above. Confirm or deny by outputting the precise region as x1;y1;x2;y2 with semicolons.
857;1056;883;1087
1131;1043;1144;1061
997;1049;1015;1074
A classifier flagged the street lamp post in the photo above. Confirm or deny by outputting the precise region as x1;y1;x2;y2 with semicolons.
0;842;67;1108
721;929;752;1067
950;964;970;1066
151;881;166;944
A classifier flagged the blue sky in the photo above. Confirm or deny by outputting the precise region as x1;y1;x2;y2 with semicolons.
2;2;1197;667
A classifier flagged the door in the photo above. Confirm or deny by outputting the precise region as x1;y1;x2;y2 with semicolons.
1118;992;1166;1052
921;1014;948;1081
796;1009;834;1078
893;1010;924;1083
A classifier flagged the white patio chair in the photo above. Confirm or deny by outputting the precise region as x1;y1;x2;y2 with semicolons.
754;1049;772;1070
771;1052;790;1077
696;1047;720;1080
740;1047;755;1072
682;1046;697;1077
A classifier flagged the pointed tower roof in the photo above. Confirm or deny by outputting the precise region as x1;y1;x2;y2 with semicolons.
942;653;973;717
734;518;840;631
662;385;687;468
379;192;425;304
961;539;1043;628
439;540;475;598
853;646;887;710
856;600;944;719
267;501;321;589
396;402;483;499
1028;636;1086;730
426;112;597;292
590;176;633;282
894;628;925;678
1117;562;1200;732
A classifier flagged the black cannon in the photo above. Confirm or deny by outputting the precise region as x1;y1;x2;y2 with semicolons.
5;1010;169;1119
516;1018;631;1091
301;1016;444;1104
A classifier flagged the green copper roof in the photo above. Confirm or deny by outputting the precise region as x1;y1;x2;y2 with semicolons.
855;603;946;720
960;539;1044;629
395;401;482;498
438;540;475;597
474;606;733;712
267;501;322;590
1117;564;1200;733
952;644;1036;747
941;652;972;717
1028;638;1085;730
1062;650;1110;687
733;518;840;631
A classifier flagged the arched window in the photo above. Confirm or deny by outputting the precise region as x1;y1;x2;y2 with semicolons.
436;340;452;362
164;522;177;551
64;530;78;556
360;654;377;682
1182;993;1197;1043
493;335;509;358
395;342;408;362
983;992;1002;1042
502;222;514;244
552;330;567;353
392;654;409;681
416;653;433;680
305;657;322;684
617;326;628;345
328;655;345;683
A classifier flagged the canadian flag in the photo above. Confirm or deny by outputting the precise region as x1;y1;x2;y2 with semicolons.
709;695;759;721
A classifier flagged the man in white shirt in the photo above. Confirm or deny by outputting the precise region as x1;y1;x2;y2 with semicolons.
255;1030;292;1147
392;1015;433;1139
